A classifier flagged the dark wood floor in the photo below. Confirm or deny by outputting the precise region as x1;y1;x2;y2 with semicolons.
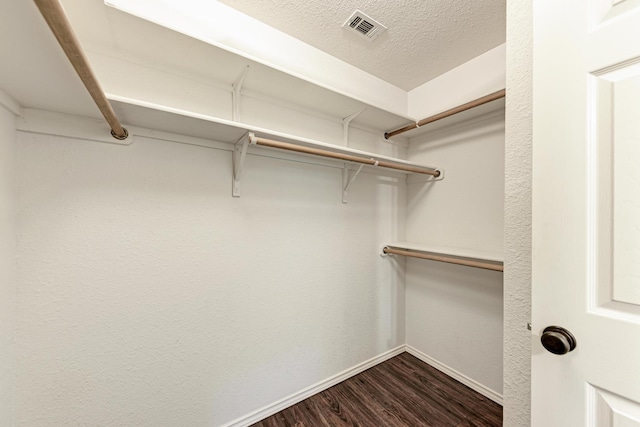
251;352;502;427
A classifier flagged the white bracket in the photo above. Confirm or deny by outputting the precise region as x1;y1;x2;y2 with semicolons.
379;245;392;257
232;131;257;197
342;108;366;146
406;168;446;185
342;163;365;203
232;66;250;122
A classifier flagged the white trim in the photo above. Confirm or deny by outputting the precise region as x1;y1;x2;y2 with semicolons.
220;345;406;427
0;88;22;116
14;109;408;181
16;109;133;146
405;345;504;405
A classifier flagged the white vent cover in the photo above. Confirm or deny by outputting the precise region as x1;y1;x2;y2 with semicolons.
342;10;387;41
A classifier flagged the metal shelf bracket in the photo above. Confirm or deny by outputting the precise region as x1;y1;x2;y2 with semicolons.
406;168;446;185
232;131;256;197
379;245;393;257
342;108;366;146
342;163;365;203
232;65;250;122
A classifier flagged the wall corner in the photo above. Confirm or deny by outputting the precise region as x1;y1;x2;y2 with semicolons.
504;1;533;426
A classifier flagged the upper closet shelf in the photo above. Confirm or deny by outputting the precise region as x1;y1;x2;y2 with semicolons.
35;0;442;201
109;96;440;173
110;96;443;199
61;0;416;134
382;242;504;272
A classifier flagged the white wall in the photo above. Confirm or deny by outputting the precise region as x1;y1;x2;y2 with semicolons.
504;1;532;425
405;110;505;398
15;110;406;426
0;96;17;427
10;6;510;421
408;44;506;120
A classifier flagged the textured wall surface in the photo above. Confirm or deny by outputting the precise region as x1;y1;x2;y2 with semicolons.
504;1;532;425
15;124;405;426
0;103;16;426
405;111;505;396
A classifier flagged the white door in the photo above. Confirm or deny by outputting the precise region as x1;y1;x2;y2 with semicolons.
532;0;640;425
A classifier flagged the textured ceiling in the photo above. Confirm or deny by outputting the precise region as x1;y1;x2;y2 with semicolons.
218;0;506;90
0;0;504;119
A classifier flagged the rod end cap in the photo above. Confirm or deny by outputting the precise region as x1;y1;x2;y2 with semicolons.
111;127;129;141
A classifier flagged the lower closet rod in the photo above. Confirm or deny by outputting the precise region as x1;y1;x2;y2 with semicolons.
253;137;441;176
33;0;129;140
383;247;504;272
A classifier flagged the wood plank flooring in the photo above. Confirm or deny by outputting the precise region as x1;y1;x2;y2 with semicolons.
251;352;502;427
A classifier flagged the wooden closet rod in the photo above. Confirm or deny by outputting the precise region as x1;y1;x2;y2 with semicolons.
253;136;440;176
33;0;129;140
384;89;506;139
383;247;504;272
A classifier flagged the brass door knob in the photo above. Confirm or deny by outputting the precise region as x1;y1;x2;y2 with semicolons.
541;326;576;355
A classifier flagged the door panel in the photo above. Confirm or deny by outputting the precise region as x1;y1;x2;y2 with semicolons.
591;385;640;427
590;62;640;315
532;0;640;425
612;71;640;306
591;0;640;28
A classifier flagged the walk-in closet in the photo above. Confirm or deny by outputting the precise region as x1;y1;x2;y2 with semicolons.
9;1;635;426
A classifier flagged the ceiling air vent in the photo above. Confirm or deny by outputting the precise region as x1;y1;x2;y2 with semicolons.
342;10;387;42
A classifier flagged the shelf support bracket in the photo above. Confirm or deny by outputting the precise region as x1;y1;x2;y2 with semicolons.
342;108;366;146
342;163;365;203
232;131;256;197
232;66;250;122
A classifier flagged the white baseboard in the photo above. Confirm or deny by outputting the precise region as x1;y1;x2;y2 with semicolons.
220;345;406;427
222;344;502;426
405;345;503;405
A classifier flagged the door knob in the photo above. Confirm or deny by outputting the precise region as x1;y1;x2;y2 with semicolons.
541;326;576;355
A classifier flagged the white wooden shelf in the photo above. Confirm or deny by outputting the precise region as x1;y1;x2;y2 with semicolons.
110;96;441;172
382;242;504;272
52;1;447;201
67;1;416;135
109;96;443;200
